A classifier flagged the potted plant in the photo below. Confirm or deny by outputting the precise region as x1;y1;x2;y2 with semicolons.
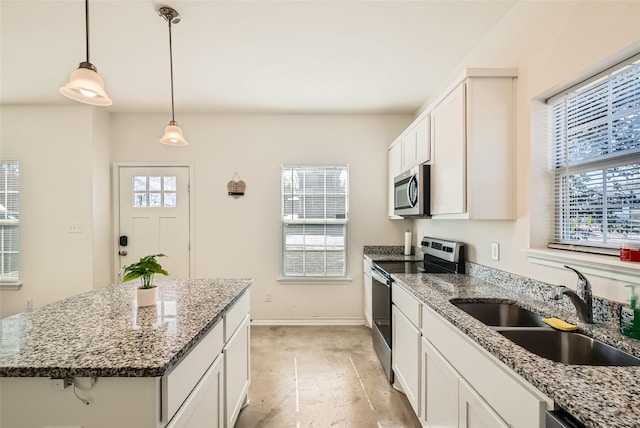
122;254;169;307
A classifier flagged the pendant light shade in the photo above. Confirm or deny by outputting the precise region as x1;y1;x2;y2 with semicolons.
160;121;188;146
159;6;188;146
59;0;112;106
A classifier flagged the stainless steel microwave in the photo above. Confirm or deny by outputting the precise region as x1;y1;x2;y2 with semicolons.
393;164;431;217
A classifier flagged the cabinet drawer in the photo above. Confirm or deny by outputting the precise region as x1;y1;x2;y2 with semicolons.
392;282;421;328
162;320;224;422
423;305;551;428
225;290;250;341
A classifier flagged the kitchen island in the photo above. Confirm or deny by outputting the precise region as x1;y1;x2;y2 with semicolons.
0;277;252;428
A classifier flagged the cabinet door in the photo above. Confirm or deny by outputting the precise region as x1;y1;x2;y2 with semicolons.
402;127;418;171
459;379;509;428
392;305;421;415
224;314;251;427
430;83;466;215
415;115;430;165
167;353;225;428
388;141;403;217
421;337;458;428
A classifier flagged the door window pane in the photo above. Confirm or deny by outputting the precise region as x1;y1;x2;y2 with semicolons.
164;176;177;191
133;176;147;191
149;176;162;191
132;175;178;208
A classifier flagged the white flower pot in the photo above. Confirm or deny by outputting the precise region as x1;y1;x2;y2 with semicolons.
136;286;158;307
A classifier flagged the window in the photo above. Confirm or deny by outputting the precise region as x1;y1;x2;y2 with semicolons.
281;165;349;278
133;175;177;207
550;56;640;250
0;161;19;283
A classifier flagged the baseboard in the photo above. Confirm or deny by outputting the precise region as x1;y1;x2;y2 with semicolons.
251;317;366;326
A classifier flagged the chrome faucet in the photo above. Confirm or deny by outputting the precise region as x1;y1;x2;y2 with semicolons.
551;265;593;323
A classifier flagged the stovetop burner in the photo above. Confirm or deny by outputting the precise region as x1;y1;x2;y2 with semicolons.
373;237;465;275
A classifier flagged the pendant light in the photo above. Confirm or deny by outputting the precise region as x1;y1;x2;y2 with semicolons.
158;6;188;146
59;0;112;106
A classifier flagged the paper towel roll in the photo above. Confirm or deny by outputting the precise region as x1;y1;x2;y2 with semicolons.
404;230;412;255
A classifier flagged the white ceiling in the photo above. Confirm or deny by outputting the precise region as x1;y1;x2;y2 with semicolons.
0;0;516;114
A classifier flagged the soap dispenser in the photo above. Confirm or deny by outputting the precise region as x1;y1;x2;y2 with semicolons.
620;284;640;339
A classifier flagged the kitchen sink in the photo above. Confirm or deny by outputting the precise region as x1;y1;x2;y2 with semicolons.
450;299;546;327
498;329;640;366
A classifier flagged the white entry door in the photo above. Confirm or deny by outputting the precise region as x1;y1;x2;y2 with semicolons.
118;166;191;279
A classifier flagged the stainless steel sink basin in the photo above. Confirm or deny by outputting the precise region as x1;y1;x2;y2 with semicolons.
450;300;546;327
498;329;640;366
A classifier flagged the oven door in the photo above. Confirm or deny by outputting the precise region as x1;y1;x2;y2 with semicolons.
371;265;393;382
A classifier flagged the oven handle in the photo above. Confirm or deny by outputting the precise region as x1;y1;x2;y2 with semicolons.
371;269;391;286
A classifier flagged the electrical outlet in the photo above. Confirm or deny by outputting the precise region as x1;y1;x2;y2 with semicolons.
265;293;272;302
491;242;500;261
25;298;33;311
50;378;70;391
68;222;83;233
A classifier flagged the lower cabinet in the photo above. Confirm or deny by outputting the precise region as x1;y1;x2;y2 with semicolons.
392;305;421;415
422;302;553;428
224;314;251;427
390;282;553;428
421;337;458;427
458;378;509;428
421;336;509;428
167;353;225;428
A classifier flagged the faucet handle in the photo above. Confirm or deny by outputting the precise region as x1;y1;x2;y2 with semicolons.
563;265;592;292
549;285;566;300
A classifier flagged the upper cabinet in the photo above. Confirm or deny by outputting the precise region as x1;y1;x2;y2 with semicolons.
402;115;431;171
430;70;517;220
388;138;403;218
388;114;431;218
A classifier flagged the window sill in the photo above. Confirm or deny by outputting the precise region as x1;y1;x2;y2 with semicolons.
526;248;640;283
277;277;353;285
0;282;22;291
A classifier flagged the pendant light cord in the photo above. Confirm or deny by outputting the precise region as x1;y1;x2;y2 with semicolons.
84;0;90;63
168;18;175;123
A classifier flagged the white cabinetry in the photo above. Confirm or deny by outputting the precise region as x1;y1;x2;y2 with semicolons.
388;139;403;217
363;258;372;328
402;115;430;171
430;71;516;219
421;337;458;427
388;113;431;218
391;283;422;416
422;302;552;428
459;378;509;428
167;353;225;428
224;291;251;428
430;83;466;216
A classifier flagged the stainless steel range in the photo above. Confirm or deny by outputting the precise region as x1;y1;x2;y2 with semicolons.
371;237;465;383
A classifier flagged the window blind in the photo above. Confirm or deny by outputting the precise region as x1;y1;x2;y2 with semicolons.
281;165;348;277
0;162;19;282
551;58;640;249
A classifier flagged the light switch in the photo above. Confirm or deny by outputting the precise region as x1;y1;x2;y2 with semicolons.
68;222;83;233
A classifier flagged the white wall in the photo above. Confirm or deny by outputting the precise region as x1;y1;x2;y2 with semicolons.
413;1;640;303
0;106;112;316
111;113;411;322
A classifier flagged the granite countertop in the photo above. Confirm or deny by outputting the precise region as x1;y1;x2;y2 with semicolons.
0;277;252;378
391;271;640;428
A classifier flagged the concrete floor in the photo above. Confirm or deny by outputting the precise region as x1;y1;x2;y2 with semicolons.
235;325;421;428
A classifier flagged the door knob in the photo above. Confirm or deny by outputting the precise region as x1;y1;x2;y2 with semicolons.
118;250;128;256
